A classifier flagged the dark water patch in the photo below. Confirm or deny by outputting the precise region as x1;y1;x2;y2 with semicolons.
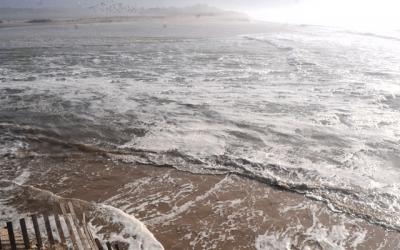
381;95;400;111
310;133;351;148
268;70;291;76
0;111;141;151
243;36;294;51
146;96;175;106
251;100;323;116
12;76;36;82
226;130;265;146
364;71;395;78
122;127;147;137
0;88;25;94
336;113;352;127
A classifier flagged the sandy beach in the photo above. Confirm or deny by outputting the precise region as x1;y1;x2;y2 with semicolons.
1;150;398;249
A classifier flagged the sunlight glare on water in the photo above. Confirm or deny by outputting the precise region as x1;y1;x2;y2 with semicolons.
246;0;400;32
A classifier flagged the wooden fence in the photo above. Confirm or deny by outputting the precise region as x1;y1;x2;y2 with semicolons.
0;202;120;250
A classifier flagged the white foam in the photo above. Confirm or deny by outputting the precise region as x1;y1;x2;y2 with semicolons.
256;204;369;250
90;204;164;250
255;232;292;250
14;170;31;185
145;175;230;225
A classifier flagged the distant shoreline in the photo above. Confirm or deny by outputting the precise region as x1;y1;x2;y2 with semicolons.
0;5;251;29
0;13;251;29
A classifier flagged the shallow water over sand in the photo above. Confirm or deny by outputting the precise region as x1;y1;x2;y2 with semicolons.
2;152;400;249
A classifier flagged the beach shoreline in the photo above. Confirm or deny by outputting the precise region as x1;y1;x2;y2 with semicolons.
2;152;398;249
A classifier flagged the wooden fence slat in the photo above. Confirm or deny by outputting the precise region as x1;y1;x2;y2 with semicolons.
19;218;30;250
106;241;112;250
77;225;91;250
6;222;17;250
31;214;42;249
82;213;97;249
1;212;112;250
1;208;113;250
95;238;104;250
54;214;66;244
60;203;81;250
67;202;91;249
67;213;85;250
43;214;55;245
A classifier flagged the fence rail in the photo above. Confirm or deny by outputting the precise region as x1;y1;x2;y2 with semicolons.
0;202;119;250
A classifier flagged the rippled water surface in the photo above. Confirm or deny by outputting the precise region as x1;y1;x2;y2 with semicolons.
1;22;400;233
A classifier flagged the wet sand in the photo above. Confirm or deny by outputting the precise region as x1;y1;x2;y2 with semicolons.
3;152;398;249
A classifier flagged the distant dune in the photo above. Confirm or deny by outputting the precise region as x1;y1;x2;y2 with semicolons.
0;5;251;29
135;5;249;21
0;4;249;21
27;19;52;23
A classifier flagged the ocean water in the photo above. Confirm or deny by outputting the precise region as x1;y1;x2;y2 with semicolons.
1;20;400;241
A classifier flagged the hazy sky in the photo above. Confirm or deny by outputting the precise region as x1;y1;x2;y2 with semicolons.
1;0;399;30
0;0;296;9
